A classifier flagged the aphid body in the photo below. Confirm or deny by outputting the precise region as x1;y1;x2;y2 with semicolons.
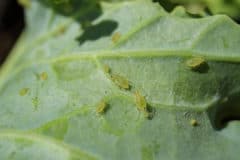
186;57;206;70
111;74;129;90
96;101;108;115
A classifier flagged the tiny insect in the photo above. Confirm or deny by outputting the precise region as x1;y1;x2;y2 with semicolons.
40;72;48;81
135;91;147;112
18;0;31;8
186;57;206;70
103;65;110;74
19;88;29;96
32;97;39;110
190;119;198;127
54;26;67;36
111;32;121;43
96;100;108;115
111;74;130;90
53;0;69;4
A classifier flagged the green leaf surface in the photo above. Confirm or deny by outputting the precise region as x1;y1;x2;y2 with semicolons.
1;0;240;159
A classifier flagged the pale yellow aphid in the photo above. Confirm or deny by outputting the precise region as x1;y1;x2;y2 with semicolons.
111;74;130;90
111;32;121;43
135;91;147;112
53;26;67;37
18;0;31;8
40;72;48;81
103;65;110;74
19;88;29;96
96;101;108;115
186;57;206;70
190;119;198;127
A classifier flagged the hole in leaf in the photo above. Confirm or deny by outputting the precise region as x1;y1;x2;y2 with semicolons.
208;95;240;130
77;20;118;45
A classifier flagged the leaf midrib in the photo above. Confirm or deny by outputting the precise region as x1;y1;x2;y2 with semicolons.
0;49;239;92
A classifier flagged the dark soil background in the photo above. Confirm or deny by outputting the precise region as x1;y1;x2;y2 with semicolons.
0;0;24;65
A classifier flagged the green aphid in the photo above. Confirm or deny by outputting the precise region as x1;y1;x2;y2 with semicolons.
103;65;110;74
186;57;206;70
190;119;198;127
111;32;121;43
40;72;48;81
96;100;108;115
111;74;130;90
53;26;67;37
19;88;29;96
18;0;31;8
135;91;147;112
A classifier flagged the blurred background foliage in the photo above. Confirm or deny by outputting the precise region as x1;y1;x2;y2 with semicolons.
154;0;240;21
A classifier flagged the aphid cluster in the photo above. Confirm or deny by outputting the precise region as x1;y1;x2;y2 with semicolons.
40;72;48;81
101;65;153;119
190;119;198;127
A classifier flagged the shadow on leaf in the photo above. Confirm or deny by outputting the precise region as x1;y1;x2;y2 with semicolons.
77;20;118;44
39;0;118;45
207;94;240;130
